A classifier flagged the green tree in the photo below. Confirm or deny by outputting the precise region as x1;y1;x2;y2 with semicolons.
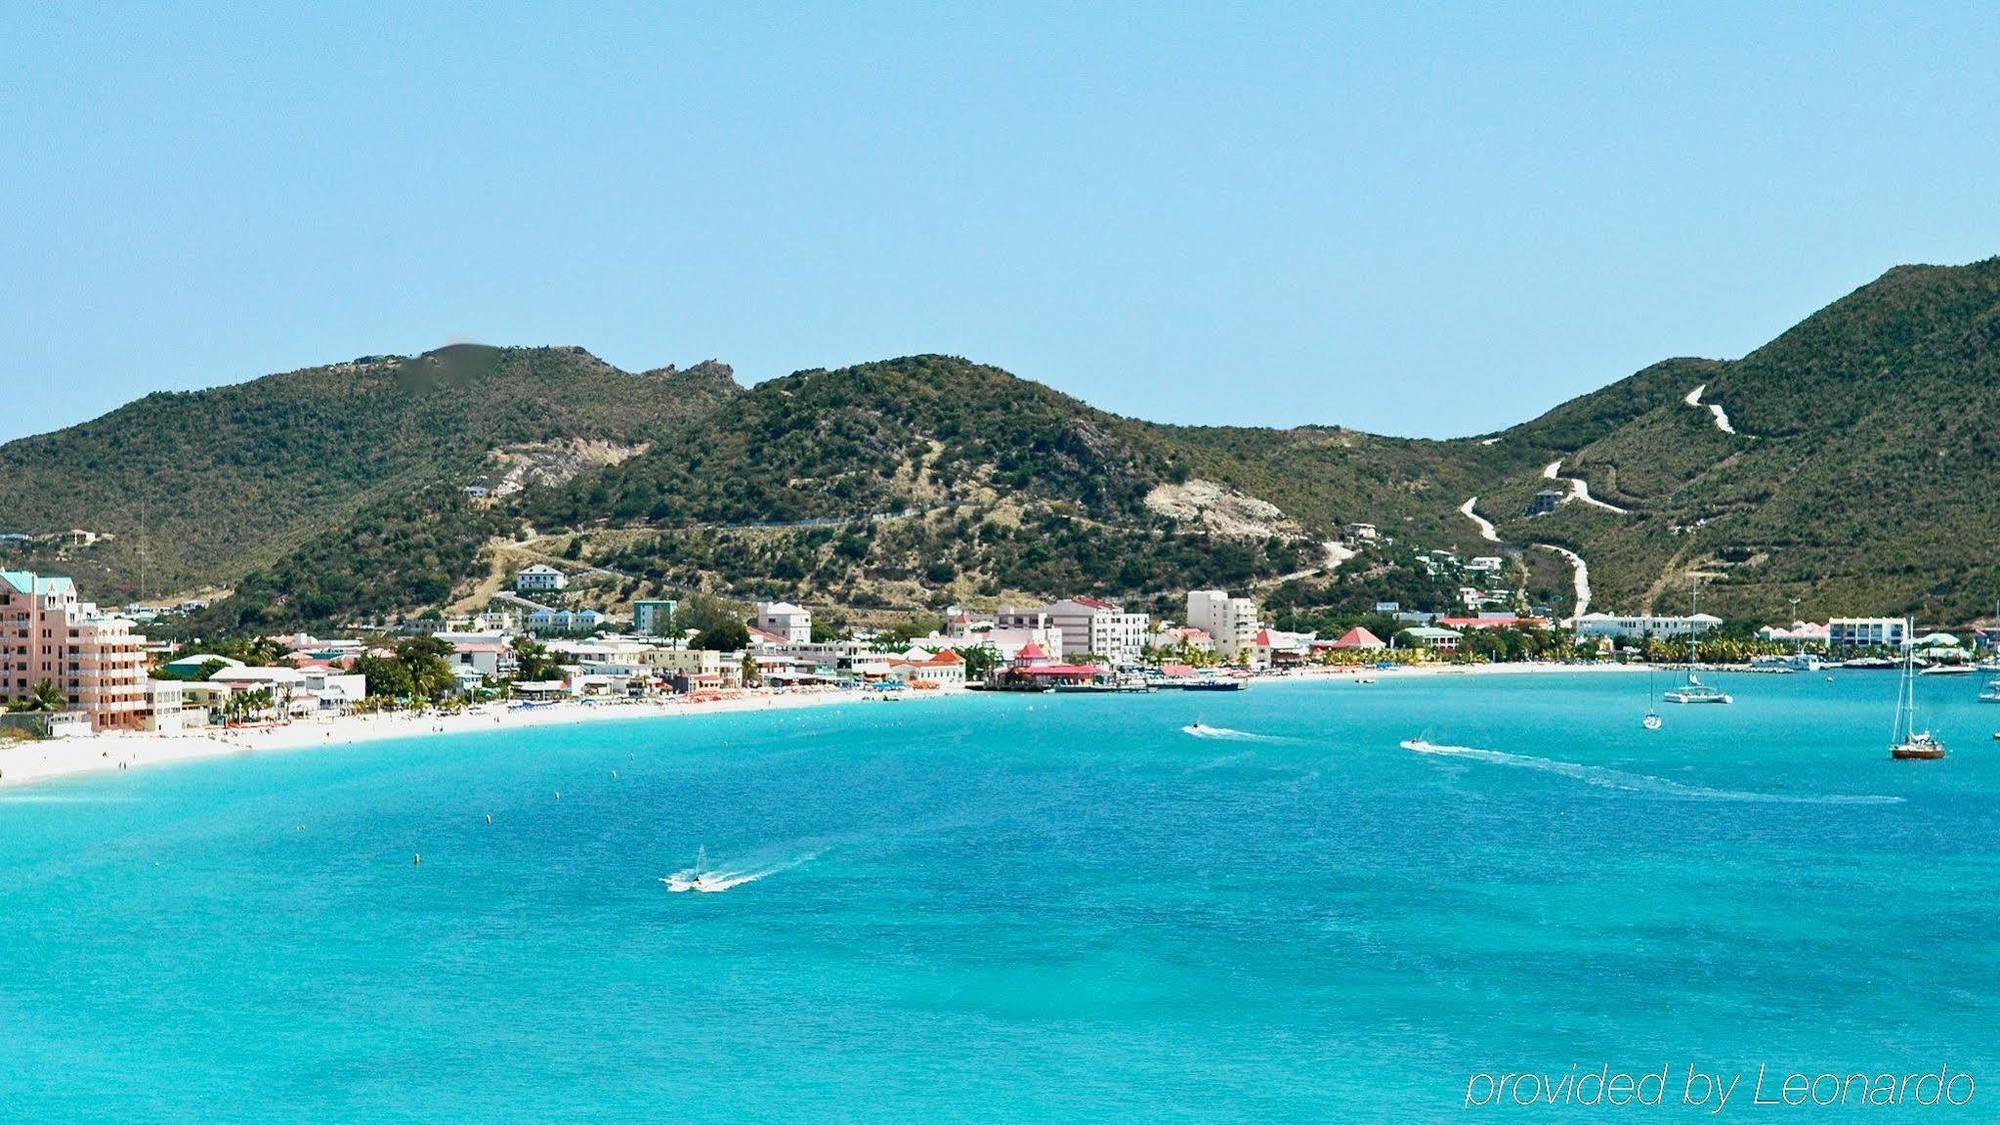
959;645;998;681
4;680;66;714
510;638;560;681
354;654;414;700
695;620;750;651
394;637;458;699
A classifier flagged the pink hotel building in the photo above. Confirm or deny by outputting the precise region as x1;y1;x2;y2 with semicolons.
0;570;151;731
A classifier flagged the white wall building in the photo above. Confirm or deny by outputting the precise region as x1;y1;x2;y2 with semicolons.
515;564;569;592
755;601;813;644
1029;597;1150;663
1827;617;1910;649
1575;612;1724;640
1185;590;1262;661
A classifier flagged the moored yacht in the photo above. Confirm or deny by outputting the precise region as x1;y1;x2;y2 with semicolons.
1890;621;1946;761
1662;582;1732;705
1662;673;1732;705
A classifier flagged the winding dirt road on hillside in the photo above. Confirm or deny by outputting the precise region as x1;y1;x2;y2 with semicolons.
1535;543;1591;624
1684;384;1738;435
1542;460;1630;515
1458;497;1501;543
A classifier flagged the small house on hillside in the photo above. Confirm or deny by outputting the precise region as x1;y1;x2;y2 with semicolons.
516;564;569;592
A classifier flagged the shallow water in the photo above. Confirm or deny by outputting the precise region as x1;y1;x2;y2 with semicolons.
2;671;1994;1120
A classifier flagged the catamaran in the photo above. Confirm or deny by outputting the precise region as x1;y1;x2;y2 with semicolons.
1662;583;1732;705
1891;621;1946;761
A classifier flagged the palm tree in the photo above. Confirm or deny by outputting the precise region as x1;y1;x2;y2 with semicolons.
4;680;66;714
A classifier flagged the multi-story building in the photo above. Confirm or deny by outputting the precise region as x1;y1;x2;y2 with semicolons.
1185;590;1261;661
755;601;813;644
1001;599;1149;664
526;608;603;635
1827;617;1910;649
632;599;678;637
0;570;150;731
1575;612;1724;641
1051;597;1150;663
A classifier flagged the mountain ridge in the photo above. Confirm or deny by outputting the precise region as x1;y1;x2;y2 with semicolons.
6;255;2000;630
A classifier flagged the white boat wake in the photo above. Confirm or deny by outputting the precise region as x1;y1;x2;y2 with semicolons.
1399;740;1901;805
1183;723;1291;742
662;850;822;893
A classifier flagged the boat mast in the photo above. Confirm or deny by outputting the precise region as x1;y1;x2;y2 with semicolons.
1895;616;1915;743
1688;579;1701;673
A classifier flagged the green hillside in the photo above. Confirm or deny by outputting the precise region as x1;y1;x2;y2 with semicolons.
524;356;1345;615
0;345;739;601
14;255;2000;633
1487;258;2000;624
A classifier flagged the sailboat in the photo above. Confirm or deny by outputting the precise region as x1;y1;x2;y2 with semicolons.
1642;656;1663;729
1979;601;2000;700
1891;621;1946;760
1662;582;1732;704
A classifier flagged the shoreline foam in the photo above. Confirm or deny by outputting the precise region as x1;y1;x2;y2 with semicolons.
0;660;1657;792
0;686;957;792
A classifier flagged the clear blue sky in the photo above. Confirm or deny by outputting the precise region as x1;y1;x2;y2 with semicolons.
4;4;1998;444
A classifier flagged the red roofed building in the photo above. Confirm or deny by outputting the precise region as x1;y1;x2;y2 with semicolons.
898;648;965;687
1249;627;1316;668
1327;626;1386;650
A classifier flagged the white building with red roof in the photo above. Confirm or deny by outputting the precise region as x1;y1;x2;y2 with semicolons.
888;648;966;687
1248;627;1316;669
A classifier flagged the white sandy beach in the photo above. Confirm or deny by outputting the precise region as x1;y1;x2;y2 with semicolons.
0;686;960;791
0;661;1656;792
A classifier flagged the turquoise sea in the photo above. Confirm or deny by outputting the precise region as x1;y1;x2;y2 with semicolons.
2;671;1997;1121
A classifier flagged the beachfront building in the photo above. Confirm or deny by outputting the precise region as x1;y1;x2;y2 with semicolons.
0;570;152;732
1757;621;1830;645
444;637;516;679
1152;624;1214;656
1025;597;1150;664
923;624;1061;665
1399;626;1463;652
1827;617;1909;649
159;653;246;679
515;564;569;592
1249;628;1315;669
1574;612;1724;641
1185;590;1262;661
889;649;966;687
1438;615;1552;632
755;601;813;644
204;665;362;717
632;599;678;637
1328;626;1386;651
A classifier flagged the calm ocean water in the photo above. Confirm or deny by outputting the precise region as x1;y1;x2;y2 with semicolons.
2;671;1996;1121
